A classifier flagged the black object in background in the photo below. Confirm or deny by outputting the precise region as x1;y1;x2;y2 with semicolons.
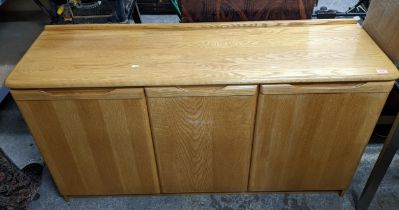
33;0;142;24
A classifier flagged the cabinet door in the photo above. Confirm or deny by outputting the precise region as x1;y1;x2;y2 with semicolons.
249;82;393;192
12;88;160;196
146;85;257;193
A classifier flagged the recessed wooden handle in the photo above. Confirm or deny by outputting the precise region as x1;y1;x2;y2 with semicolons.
12;88;144;100
39;89;115;97
145;85;258;97
261;81;394;94
292;83;367;89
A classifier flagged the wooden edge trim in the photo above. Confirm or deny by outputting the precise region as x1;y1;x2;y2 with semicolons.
145;85;258;98
11;88;144;100
44;19;357;31
260;81;394;94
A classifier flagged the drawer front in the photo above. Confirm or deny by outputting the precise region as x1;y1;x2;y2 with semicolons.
146;85;257;193
249;82;392;192
12;88;160;196
11;88;144;100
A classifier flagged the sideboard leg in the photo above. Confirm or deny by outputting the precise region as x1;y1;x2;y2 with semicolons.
63;196;71;202
339;190;346;197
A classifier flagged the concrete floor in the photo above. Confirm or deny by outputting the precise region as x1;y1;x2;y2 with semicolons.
1;1;399;209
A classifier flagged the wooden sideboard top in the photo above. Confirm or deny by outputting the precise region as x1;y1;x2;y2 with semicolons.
5;19;399;89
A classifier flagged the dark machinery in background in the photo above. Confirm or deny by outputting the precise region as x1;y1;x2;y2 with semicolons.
33;0;141;23
314;0;370;19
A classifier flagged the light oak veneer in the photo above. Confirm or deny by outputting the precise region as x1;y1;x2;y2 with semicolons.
250;85;390;191
6;19;399;196
146;85;257;193
5;19;399;89
13;88;160;196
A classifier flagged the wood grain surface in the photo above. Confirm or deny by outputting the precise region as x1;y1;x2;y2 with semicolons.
44;19;357;30
11;88;144;100
147;86;257;193
13;88;160;196
6;20;398;89
249;86;389;191
146;85;257;97
180;0;315;22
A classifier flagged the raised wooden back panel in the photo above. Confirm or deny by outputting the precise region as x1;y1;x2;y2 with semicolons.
249;82;392;191
146;85;257;193
12;88;160;196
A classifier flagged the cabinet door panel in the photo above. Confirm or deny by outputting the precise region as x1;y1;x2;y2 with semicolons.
249;85;389;191
146;85;257;193
13;88;160;196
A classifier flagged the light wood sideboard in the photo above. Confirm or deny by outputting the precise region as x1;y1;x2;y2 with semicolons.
5;19;399;197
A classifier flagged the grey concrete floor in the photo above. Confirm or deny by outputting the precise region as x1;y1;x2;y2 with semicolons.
315;0;359;12
1;1;399;209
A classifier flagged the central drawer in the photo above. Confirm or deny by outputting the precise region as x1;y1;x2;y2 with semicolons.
145;85;258;193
